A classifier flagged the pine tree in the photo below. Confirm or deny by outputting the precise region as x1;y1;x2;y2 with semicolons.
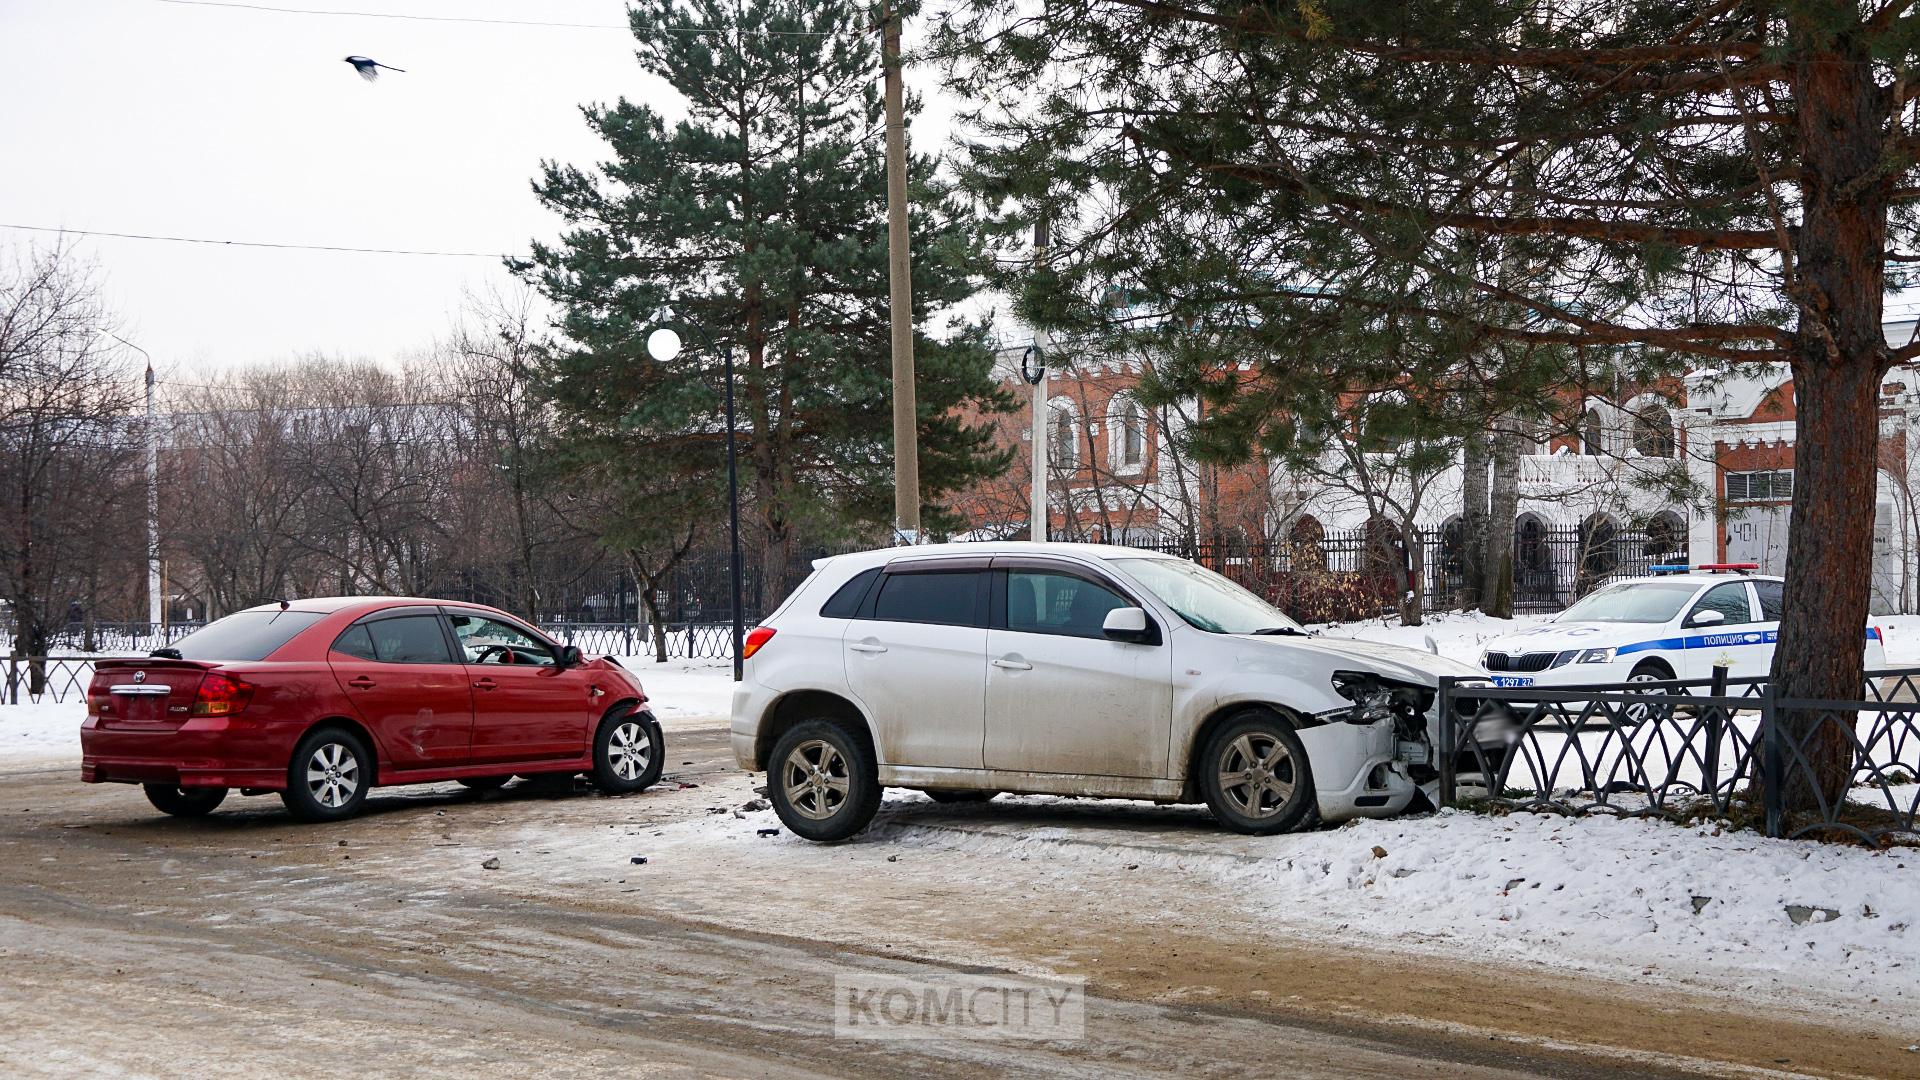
937;0;1920;810
523;0;1011;605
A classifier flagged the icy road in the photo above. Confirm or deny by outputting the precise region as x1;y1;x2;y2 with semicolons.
1;706;1914;1078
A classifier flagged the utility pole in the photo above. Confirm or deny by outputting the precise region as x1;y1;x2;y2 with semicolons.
881;0;919;542
101;330;161;629
1027;215;1051;542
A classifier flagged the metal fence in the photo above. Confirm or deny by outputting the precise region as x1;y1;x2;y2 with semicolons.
1436;670;1920;845
1121;525;1672;623
3;656;105;705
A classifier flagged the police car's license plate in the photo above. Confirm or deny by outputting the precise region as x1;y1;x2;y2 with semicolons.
1491;676;1535;688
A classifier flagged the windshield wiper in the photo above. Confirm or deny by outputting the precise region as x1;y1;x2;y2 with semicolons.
1251;626;1306;636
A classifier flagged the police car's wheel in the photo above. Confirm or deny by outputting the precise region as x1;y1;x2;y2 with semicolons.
1622;661;1673;725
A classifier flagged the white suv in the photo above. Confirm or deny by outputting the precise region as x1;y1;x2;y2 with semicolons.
730;542;1486;842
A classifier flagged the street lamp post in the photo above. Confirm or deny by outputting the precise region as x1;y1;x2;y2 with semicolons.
646;321;746;682
1020;344;1048;542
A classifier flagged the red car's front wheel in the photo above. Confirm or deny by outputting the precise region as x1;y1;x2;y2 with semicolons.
591;708;663;794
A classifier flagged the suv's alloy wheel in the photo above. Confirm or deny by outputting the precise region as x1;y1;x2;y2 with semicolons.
1199;709;1314;835
768;719;880;842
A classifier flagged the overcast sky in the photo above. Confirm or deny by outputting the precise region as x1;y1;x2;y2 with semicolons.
1;0;956;384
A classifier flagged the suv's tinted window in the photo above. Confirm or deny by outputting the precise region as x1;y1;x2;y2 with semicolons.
1006;570;1131;638
821;568;882;618
331;624;378;660
1754;580;1784;621
365;615;456;663
166;609;327;661
1688;582;1754;626
871;571;982;627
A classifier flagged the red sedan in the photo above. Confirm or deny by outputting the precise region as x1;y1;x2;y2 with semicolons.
81;598;663;822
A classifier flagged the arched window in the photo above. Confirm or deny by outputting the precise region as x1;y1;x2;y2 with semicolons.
1514;514;1554;603
1581;408;1605;456
1578;512;1620;591
1047;399;1077;470
1631;405;1676;458
1644;510;1687;561
1109;394;1149;472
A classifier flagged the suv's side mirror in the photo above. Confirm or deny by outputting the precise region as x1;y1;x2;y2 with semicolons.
1102;607;1153;643
1687;609;1726;628
557;644;584;667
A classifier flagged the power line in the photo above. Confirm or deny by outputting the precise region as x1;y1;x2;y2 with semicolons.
152;0;836;36
0;223;522;259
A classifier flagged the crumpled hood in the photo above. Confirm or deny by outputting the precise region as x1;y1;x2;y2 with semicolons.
1236;633;1484;686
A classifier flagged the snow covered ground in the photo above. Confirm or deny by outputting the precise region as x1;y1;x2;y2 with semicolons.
0;702;83;766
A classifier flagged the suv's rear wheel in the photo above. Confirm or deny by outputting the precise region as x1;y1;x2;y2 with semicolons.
1198;709;1315;835
591;708;664;794
144;783;227;818
281;727;373;822
769;719;880;842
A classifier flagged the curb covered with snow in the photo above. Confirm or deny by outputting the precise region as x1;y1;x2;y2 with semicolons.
630;793;1920;1018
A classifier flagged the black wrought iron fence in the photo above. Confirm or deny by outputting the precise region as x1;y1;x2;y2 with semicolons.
3;657;107;705
1437;669;1920;845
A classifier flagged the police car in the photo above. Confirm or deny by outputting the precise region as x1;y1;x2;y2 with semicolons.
1476;564;1887;689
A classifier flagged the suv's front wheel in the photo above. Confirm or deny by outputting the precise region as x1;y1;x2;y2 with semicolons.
1198;709;1315;835
768;719;880;842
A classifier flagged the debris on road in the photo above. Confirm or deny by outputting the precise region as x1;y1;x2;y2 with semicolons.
1371;845;1388;859
1786;904;1841;925
481;857;501;870
631;856;648;865
756;827;779;837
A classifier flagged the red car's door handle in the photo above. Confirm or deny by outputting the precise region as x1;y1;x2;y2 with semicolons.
473;677;497;691
347;675;375;689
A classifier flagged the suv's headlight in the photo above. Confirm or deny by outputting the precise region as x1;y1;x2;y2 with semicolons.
1574;647;1616;664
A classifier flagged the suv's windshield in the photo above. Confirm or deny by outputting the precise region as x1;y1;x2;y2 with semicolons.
1556;581;1699;624
164;609;327;661
1111;557;1304;635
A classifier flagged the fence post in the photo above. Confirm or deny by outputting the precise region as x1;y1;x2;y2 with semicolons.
1760;687;1784;838
1437;677;1457;808
3;657;15;706
1705;663;1727;804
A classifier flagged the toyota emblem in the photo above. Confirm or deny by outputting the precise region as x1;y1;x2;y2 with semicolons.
132;670;146;683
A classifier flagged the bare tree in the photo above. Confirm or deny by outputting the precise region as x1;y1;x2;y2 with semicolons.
0;244;142;677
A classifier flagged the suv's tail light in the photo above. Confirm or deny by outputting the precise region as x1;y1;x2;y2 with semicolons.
741;626;776;660
191;671;255;717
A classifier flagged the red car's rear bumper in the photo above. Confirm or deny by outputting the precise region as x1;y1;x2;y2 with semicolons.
80;717;295;789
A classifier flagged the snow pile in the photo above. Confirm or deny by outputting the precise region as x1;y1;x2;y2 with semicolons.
638;794;1920;1010
0;702;84;766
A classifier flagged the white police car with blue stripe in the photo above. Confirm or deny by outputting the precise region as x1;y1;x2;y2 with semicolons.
1476;564;1886;689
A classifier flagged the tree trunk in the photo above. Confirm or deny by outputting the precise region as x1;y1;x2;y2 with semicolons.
1399;520;1424;627
1482;423;1520;619
1460;430;1490;609
1770;16;1891;813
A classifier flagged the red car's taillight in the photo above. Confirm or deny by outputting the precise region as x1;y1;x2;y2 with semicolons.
741;626;776;660
191;671;255;717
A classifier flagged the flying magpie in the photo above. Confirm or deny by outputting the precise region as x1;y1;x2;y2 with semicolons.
343;56;405;82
